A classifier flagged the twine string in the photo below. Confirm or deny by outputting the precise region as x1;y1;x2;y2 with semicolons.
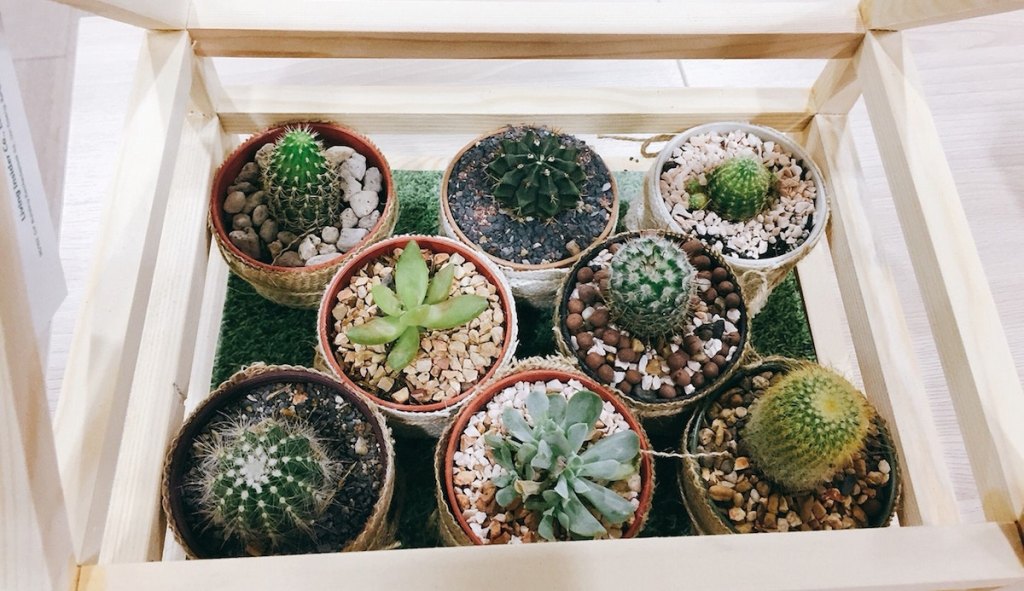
641;449;734;461
596;133;681;159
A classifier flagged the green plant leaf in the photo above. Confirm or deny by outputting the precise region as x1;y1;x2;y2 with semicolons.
563;494;607;538
566;423;589;455
531;439;554;471
514;479;542;499
579;431;640;464
371;284;404;317
546;394;567;424
492;473;514;488
538;512;556;541
386;326;421;370
502;408;534;443
554;474;570;499
424;263;455;305
395;240;429;309
576;479;635;523
407;295;488;330
516;442;539;471
578;459;635;481
496;485;518;507
525;389;549;424
345;316;407;345
564;390;603;430
486;436;518;472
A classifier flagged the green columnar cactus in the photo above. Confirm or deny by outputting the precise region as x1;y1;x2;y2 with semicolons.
742;365;873;492
705;156;774;221
486;129;587;219
346;240;488;371
193;417;339;553
485;389;640;541
262;126;342;233
604;236;696;340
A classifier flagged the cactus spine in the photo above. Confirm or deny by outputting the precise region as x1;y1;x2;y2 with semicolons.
604;236;696;339
192;417;339;553
742;365;873;492
262;126;343;233
705;156;774;222
486;128;587;219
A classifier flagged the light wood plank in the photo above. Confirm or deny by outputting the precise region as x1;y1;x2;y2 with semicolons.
863;0;1024;30
795;240;860;380
216;85;816;135
811;58;862;115
807;114;961;527
188;0;864;59
99;110;222;564
0;138;75;591
52;30;192;565
51;0;188;30
80;523;1024;591
857;30;1024;523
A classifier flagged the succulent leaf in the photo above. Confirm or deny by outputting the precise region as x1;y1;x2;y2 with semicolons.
395;241;429;310
386;326;421;371
425;264;455;304
486;129;587;220
370;284;403;317
408;295;488;330
346;316;407;345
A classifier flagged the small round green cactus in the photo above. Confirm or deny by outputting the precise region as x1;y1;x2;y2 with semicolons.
262;126;342;233
742;365;873;492
486;129;587;219
193;417;339;552
705;156;774;222
604;236;696;340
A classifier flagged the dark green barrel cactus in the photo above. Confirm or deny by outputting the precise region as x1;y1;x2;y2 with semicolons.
262;126;342;233
604;235;696;340
486;129;587;219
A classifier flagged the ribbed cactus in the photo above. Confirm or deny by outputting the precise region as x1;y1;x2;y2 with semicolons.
486;129;587;219
742;365;873;492
262;126;342;233
705;156;774;221
192;417;339;553
604;236;696;339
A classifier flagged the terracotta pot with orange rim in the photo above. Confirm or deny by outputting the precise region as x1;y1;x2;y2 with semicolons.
317;235;519;438
434;360;655;545
440;124;620;309
210;122;398;309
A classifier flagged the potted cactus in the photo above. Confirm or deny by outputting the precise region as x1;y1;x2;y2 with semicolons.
679;358;901;534
440;125;619;308
210;122;397;308
554;230;749;423
318;235;518;437
162;364;395;558
436;363;654;544
630;122;829;314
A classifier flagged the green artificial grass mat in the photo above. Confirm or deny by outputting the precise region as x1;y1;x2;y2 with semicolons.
209;169;815;547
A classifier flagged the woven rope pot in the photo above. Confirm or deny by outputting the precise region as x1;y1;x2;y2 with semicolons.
162;364;396;558
317;235;519;439
434;358;655;545
439;125;620;309
210;122;398;309
679;357;902;535
629;122;829;316
553;230;753;430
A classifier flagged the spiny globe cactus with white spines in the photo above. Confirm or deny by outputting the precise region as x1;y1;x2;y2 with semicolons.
486;129;587;219
192;416;340;553
742;365;873;492
705;156;775;222
262;126;343;234
604;235;696;340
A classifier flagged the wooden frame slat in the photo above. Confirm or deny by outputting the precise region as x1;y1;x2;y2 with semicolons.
51;0;189;30
188;0;864;59
216;85;816;135
795;241;860;379
806;114;960;527
52;30;193;565
857;30;1024;523
810;58;862;115
862;0;1024;30
79;523;1024;591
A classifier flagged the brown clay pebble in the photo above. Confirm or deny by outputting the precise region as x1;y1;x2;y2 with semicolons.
577;284;598;304
625;370;642;385
585;353;604;370
597;365;615;383
602;329;620;346
717;281;735;294
576;332;595;349
723;332;740;347
593;327;605;339
618;382;632;395
682;240;703;255
594;268;610;282
711;267;729;282
692;255;711;270
672;369;691;387
667;352;688;371
684;335;702;355
659;384;678;399
703;362;720;380
618;348;639;364
725;293;742;309
577;266;595;283
568;299;585;314
589;307;610;328
609;243;621;254
691;372;705;389
712;354;727;367
703;288;718;301
697;270;712;281
566;313;584;331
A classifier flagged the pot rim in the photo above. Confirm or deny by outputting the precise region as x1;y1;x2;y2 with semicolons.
439;124;620;272
317;234;517;413
441;368;655;544
209;121;397;273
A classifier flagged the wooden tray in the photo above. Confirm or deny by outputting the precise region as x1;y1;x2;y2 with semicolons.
4;2;1024;590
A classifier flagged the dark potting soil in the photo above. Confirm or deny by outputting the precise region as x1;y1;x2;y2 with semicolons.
178;379;384;557
446;126;615;266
